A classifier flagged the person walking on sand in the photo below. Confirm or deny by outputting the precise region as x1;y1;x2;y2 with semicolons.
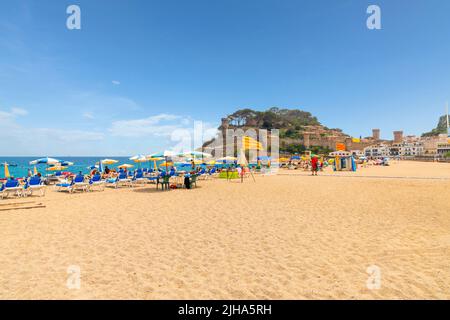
311;155;319;176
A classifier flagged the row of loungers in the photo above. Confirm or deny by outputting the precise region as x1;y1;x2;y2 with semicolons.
1;168;220;198
0;176;46;199
55;172;136;193
55;168;220;193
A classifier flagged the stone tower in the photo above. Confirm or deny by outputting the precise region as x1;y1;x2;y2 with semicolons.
393;131;403;144
372;129;380;141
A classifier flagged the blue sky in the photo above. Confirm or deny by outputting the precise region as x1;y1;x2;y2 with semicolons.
0;0;449;156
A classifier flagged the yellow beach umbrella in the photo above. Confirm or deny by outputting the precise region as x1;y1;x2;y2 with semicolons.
146;156;164;170
33;166;38;175
189;159;203;165
46;166;67;171
100;159;118;165
159;162;173;167
118;164;134;169
4;162;10;178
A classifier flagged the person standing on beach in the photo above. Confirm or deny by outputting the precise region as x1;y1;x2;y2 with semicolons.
311;156;319;176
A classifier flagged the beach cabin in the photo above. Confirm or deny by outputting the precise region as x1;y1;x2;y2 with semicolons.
329;151;357;172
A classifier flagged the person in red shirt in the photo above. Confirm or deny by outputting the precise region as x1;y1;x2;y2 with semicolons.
311;156;319;176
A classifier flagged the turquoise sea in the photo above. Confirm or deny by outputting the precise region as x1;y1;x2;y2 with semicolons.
0;157;156;179
0;156;231;179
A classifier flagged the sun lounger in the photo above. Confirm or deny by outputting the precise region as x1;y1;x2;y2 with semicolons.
106;173;132;188
56;175;88;193
89;174;106;191
24;176;46;197
0;179;24;199
132;171;146;185
71;174;89;192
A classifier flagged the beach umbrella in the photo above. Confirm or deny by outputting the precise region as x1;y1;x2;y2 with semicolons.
130;154;148;168
217;156;237;163
159;162;173;167
47;166;67;171
148;150;176;158
59;161;74;166
4;162;10;178
98;160;104;173
290;155;301;160
29;157;61;165
100;159;118;165
29;157;63;176
118;164;134;169
130;154;147;162
148;151;176;172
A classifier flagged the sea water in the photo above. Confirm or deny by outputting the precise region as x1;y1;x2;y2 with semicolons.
0;157;145;179
0;156;224;179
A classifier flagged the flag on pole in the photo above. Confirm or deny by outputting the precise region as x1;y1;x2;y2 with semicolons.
242;136;264;150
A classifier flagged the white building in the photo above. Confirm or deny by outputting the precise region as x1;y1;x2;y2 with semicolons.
390;141;424;157
364;144;391;158
364;141;424;158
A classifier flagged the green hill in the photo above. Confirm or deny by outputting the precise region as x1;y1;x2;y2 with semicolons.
422;115;449;137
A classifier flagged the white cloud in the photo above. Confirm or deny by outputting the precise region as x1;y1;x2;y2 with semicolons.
82;111;95;119
108;113;218;150
0;107;28;120
112;80;121;85
10;107;28;116
0;110;105;155
109;114;182;138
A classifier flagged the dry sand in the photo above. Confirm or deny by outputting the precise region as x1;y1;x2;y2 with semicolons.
0;161;449;299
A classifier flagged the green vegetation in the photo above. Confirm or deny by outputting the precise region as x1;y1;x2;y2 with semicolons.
309;145;333;155
279;143;332;155
422;115;449;137
444;152;450;158
225;107;320;130
280;143;306;154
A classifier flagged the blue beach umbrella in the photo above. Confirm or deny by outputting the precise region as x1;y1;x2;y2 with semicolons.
29;157;62;165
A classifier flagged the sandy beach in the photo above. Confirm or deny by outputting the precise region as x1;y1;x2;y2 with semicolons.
0;160;449;299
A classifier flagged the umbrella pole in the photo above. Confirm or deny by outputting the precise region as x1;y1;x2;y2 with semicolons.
165;156;168;173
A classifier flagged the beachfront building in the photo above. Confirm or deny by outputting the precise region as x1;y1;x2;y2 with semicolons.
364;144;391;158
390;141;424;157
437;143;450;156
421;134;449;155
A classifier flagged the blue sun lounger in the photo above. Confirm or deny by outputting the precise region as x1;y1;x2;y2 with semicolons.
0;179;24;199
89;174;106;191
24;176;46;197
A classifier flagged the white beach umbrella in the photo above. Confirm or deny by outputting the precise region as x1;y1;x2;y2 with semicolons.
29;157;61;165
129;154;147;162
